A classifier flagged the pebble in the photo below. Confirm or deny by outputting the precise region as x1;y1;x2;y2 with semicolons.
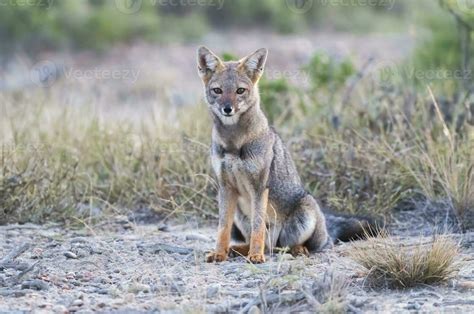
66;272;76;279
185;233;212;242
52;304;68;314
124;293;135;303
128;283;151;293
64;251;78;259
70;237;88;244
248;305;261;314
206;285;219;298
21;279;48;291
406;302;421;310
244;281;257;288
97;302;107;308
93;288;109;295
351;297;367;308
456;281;474;291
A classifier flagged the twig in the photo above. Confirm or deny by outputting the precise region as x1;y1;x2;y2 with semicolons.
16;261;40;281
149;243;193;255
240;291;306;313
0;243;30;265
0;261;29;271
342;57;374;107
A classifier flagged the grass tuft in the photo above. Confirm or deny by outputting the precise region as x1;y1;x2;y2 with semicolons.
309;270;349;314
348;232;461;288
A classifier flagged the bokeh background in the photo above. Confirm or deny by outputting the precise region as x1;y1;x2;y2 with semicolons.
0;0;473;231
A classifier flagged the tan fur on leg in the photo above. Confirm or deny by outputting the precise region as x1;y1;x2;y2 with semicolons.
248;189;268;263
206;188;238;263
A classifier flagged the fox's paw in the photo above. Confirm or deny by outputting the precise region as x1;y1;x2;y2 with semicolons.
205;251;228;263
247;253;265;264
290;245;309;257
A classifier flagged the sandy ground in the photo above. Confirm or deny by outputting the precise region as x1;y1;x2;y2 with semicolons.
0;213;473;313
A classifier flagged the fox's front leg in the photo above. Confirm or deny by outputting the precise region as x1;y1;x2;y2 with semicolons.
248;189;269;264
206;186;237;263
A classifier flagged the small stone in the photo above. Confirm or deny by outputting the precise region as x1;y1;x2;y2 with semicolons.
64;251;78;259
206;285;219;298
21;279;48;291
185;233;212;242
157;224;169;232
456;280;474;291
351;297;367;308
66;272;75;279
241;271;253;279
124;293;135;302
94;288;109;295
128;283;150;293
244;281;257;288
70;237;88;244
72;299;83;307
53;304;68;314
406;302;421;310
248;305;261;314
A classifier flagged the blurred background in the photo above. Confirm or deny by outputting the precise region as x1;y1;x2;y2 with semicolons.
0;0;473;231
1;0;473;106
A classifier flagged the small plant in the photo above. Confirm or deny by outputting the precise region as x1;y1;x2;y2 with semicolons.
309;270;349;314
348;231;460;288
304;53;355;91
220;52;238;62
259;77;303;124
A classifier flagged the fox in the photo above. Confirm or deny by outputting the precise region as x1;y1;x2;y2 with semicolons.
197;46;380;263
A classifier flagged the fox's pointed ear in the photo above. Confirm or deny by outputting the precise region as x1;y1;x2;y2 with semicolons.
197;46;224;82
238;48;268;83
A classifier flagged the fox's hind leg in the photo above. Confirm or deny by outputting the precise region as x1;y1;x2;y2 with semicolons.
278;194;330;256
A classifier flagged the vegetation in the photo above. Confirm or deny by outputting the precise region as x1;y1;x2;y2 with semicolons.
0;0;473;229
349;232;460;288
1;57;472;228
0;0;408;55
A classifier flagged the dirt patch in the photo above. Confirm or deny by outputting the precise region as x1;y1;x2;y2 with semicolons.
1;216;473;313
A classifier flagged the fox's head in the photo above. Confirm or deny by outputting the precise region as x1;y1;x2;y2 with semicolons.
197;46;267;125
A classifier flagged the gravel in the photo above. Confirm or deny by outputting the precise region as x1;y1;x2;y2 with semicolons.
0;216;473;313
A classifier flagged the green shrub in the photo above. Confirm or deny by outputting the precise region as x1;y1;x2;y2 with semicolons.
304;53;355;91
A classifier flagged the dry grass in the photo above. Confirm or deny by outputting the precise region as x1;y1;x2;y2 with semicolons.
0;64;473;227
255;268;349;313
0;92;216;224
308;270;349;314
348;232;461;288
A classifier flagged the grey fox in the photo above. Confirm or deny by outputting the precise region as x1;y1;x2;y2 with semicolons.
197;46;379;263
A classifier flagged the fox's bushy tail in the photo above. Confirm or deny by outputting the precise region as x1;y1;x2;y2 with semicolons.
323;210;384;242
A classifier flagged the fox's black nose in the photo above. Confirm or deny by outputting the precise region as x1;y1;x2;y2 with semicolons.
223;106;233;114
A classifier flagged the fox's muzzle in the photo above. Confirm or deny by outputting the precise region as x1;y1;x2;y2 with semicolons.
221;103;234;116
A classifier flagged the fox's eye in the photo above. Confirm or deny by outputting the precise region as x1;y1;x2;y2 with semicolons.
213;88;223;94
236;88;246;94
